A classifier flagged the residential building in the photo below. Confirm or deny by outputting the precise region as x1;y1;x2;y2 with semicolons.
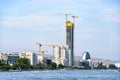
19;52;37;65
0;52;19;66
37;54;47;63
7;54;19;66
54;44;69;66
0;52;8;63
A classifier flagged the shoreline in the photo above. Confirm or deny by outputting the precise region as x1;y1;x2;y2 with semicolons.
0;69;119;72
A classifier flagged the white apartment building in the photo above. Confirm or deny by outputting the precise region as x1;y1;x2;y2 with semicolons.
36;54;47;64
53;44;69;66
19;52;37;65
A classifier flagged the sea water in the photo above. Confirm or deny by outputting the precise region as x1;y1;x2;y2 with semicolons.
0;70;120;80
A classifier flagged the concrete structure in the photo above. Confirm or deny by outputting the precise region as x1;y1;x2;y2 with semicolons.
19;52;37;65
36;54;47;64
66;21;74;66
54;44;69;66
0;53;9;63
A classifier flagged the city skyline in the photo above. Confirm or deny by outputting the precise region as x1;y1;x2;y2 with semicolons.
0;0;120;61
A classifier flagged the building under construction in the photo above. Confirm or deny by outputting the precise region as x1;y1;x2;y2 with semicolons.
66;21;74;66
36;14;77;67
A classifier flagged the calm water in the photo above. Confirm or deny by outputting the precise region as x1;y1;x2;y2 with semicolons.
0;70;120;80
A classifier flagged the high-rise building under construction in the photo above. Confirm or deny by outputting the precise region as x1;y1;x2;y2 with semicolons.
66;21;74;66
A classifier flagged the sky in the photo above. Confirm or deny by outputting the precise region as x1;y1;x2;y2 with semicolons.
0;0;120;61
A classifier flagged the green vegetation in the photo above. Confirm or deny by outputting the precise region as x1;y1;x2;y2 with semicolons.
0;60;11;70
109;64;117;69
13;58;30;70
47;62;57;69
0;58;58;71
83;65;91;69
96;62;107;69
58;64;65;69
0;59;119;71
35;62;46;69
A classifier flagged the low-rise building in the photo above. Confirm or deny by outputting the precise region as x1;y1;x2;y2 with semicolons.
37;54;45;63
0;52;19;66
19;52;37;65
1;52;8;63
7;54;19;66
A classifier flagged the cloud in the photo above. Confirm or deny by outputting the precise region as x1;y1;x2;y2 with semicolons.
99;6;120;23
0;15;63;31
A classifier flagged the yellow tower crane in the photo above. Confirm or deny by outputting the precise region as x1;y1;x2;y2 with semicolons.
36;42;55;61
41;50;48;58
36;42;42;54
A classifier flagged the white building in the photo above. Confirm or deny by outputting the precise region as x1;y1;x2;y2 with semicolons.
19;52;37;65
53;44;69;66
37;54;44;63
79;51;92;67
36;54;48;64
115;63;120;68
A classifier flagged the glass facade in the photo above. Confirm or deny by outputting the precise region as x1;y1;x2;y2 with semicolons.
82;51;91;60
66;21;74;66
8;55;18;65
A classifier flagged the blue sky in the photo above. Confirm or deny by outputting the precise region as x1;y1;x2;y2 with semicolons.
0;0;120;61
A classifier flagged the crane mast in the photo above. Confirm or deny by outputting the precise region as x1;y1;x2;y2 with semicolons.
59;13;72;22
72;15;78;24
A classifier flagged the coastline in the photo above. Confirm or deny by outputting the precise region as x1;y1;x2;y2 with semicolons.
0;68;119;72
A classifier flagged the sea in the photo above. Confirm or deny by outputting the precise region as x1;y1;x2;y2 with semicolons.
0;70;120;80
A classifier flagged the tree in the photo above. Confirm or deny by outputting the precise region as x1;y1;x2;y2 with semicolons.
47;62;57;69
14;58;30;69
2;64;11;70
36;62;46;69
97;62;106;69
109;64;117;69
58;64;65;69
0;60;11;70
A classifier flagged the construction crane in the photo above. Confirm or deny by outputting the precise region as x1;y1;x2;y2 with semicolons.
51;45;55;61
59;13;72;22
36;42;68;63
36;42;55;61
72;15;78;24
41;50;48;57
42;44;55;61
48;44;57;62
36;42;42;54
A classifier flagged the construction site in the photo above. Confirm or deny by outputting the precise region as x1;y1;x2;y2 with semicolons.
35;13;78;67
0;13;78;67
